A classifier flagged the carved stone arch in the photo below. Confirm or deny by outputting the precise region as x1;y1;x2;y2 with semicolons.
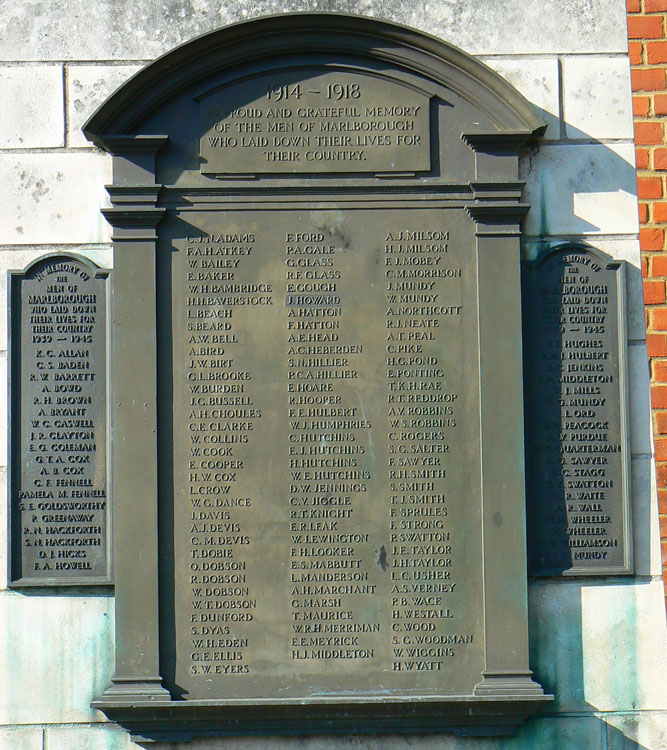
86;12;552;743
84;13;545;142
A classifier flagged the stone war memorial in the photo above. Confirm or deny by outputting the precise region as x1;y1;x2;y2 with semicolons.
1;3;666;750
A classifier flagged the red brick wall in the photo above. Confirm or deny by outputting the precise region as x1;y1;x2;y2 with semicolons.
628;0;667;599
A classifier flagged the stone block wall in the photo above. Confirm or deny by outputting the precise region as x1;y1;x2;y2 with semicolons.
0;2;665;749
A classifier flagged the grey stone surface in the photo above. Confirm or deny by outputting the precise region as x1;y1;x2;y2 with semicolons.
0;153;111;245
479;56;560;139
529;579;667;713
528;581;590;712
75;245;113;269
562;56;635;140
521;143;639;236
638;458;663;578
630;457;662;577
89;734;508;750
46;724;133;750
628;341;653;456
0;726;43;750
0;0;628;62
0;593;114;723
605;712;667;750
517;715;606;750
0;65;63;147
12;717;667;750
67;65;143;147
579;579;667;712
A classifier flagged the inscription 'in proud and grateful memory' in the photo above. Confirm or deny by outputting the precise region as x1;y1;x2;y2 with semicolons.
200;70;431;174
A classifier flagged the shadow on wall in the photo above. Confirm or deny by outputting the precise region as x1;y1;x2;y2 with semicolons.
520;116;639;238
518;107;667;750
128;716;664;750
526;576;665;750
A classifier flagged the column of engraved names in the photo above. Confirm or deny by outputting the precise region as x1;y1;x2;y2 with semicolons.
184;233;266;675
384;229;461;673
538;253;621;564
19;258;106;578
285;230;379;663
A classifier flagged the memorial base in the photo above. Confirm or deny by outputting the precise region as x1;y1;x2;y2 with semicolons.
92;695;554;743
94;676;172;704
473;670;547;697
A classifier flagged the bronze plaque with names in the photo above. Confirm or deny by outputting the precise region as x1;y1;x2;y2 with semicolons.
523;245;632;576
165;206;482;698
9;255;111;586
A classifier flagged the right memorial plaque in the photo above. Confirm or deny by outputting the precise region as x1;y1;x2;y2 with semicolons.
523;244;632;576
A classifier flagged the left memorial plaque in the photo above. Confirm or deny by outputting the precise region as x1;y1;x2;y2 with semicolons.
9;255;111;586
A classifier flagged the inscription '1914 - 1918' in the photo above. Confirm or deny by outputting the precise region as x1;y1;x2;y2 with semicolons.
199;69;431;174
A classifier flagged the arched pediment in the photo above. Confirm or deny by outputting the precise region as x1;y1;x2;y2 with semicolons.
84;13;545;147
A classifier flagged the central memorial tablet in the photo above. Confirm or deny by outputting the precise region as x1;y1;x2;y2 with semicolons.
84;13;552;740
169;207;476;696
